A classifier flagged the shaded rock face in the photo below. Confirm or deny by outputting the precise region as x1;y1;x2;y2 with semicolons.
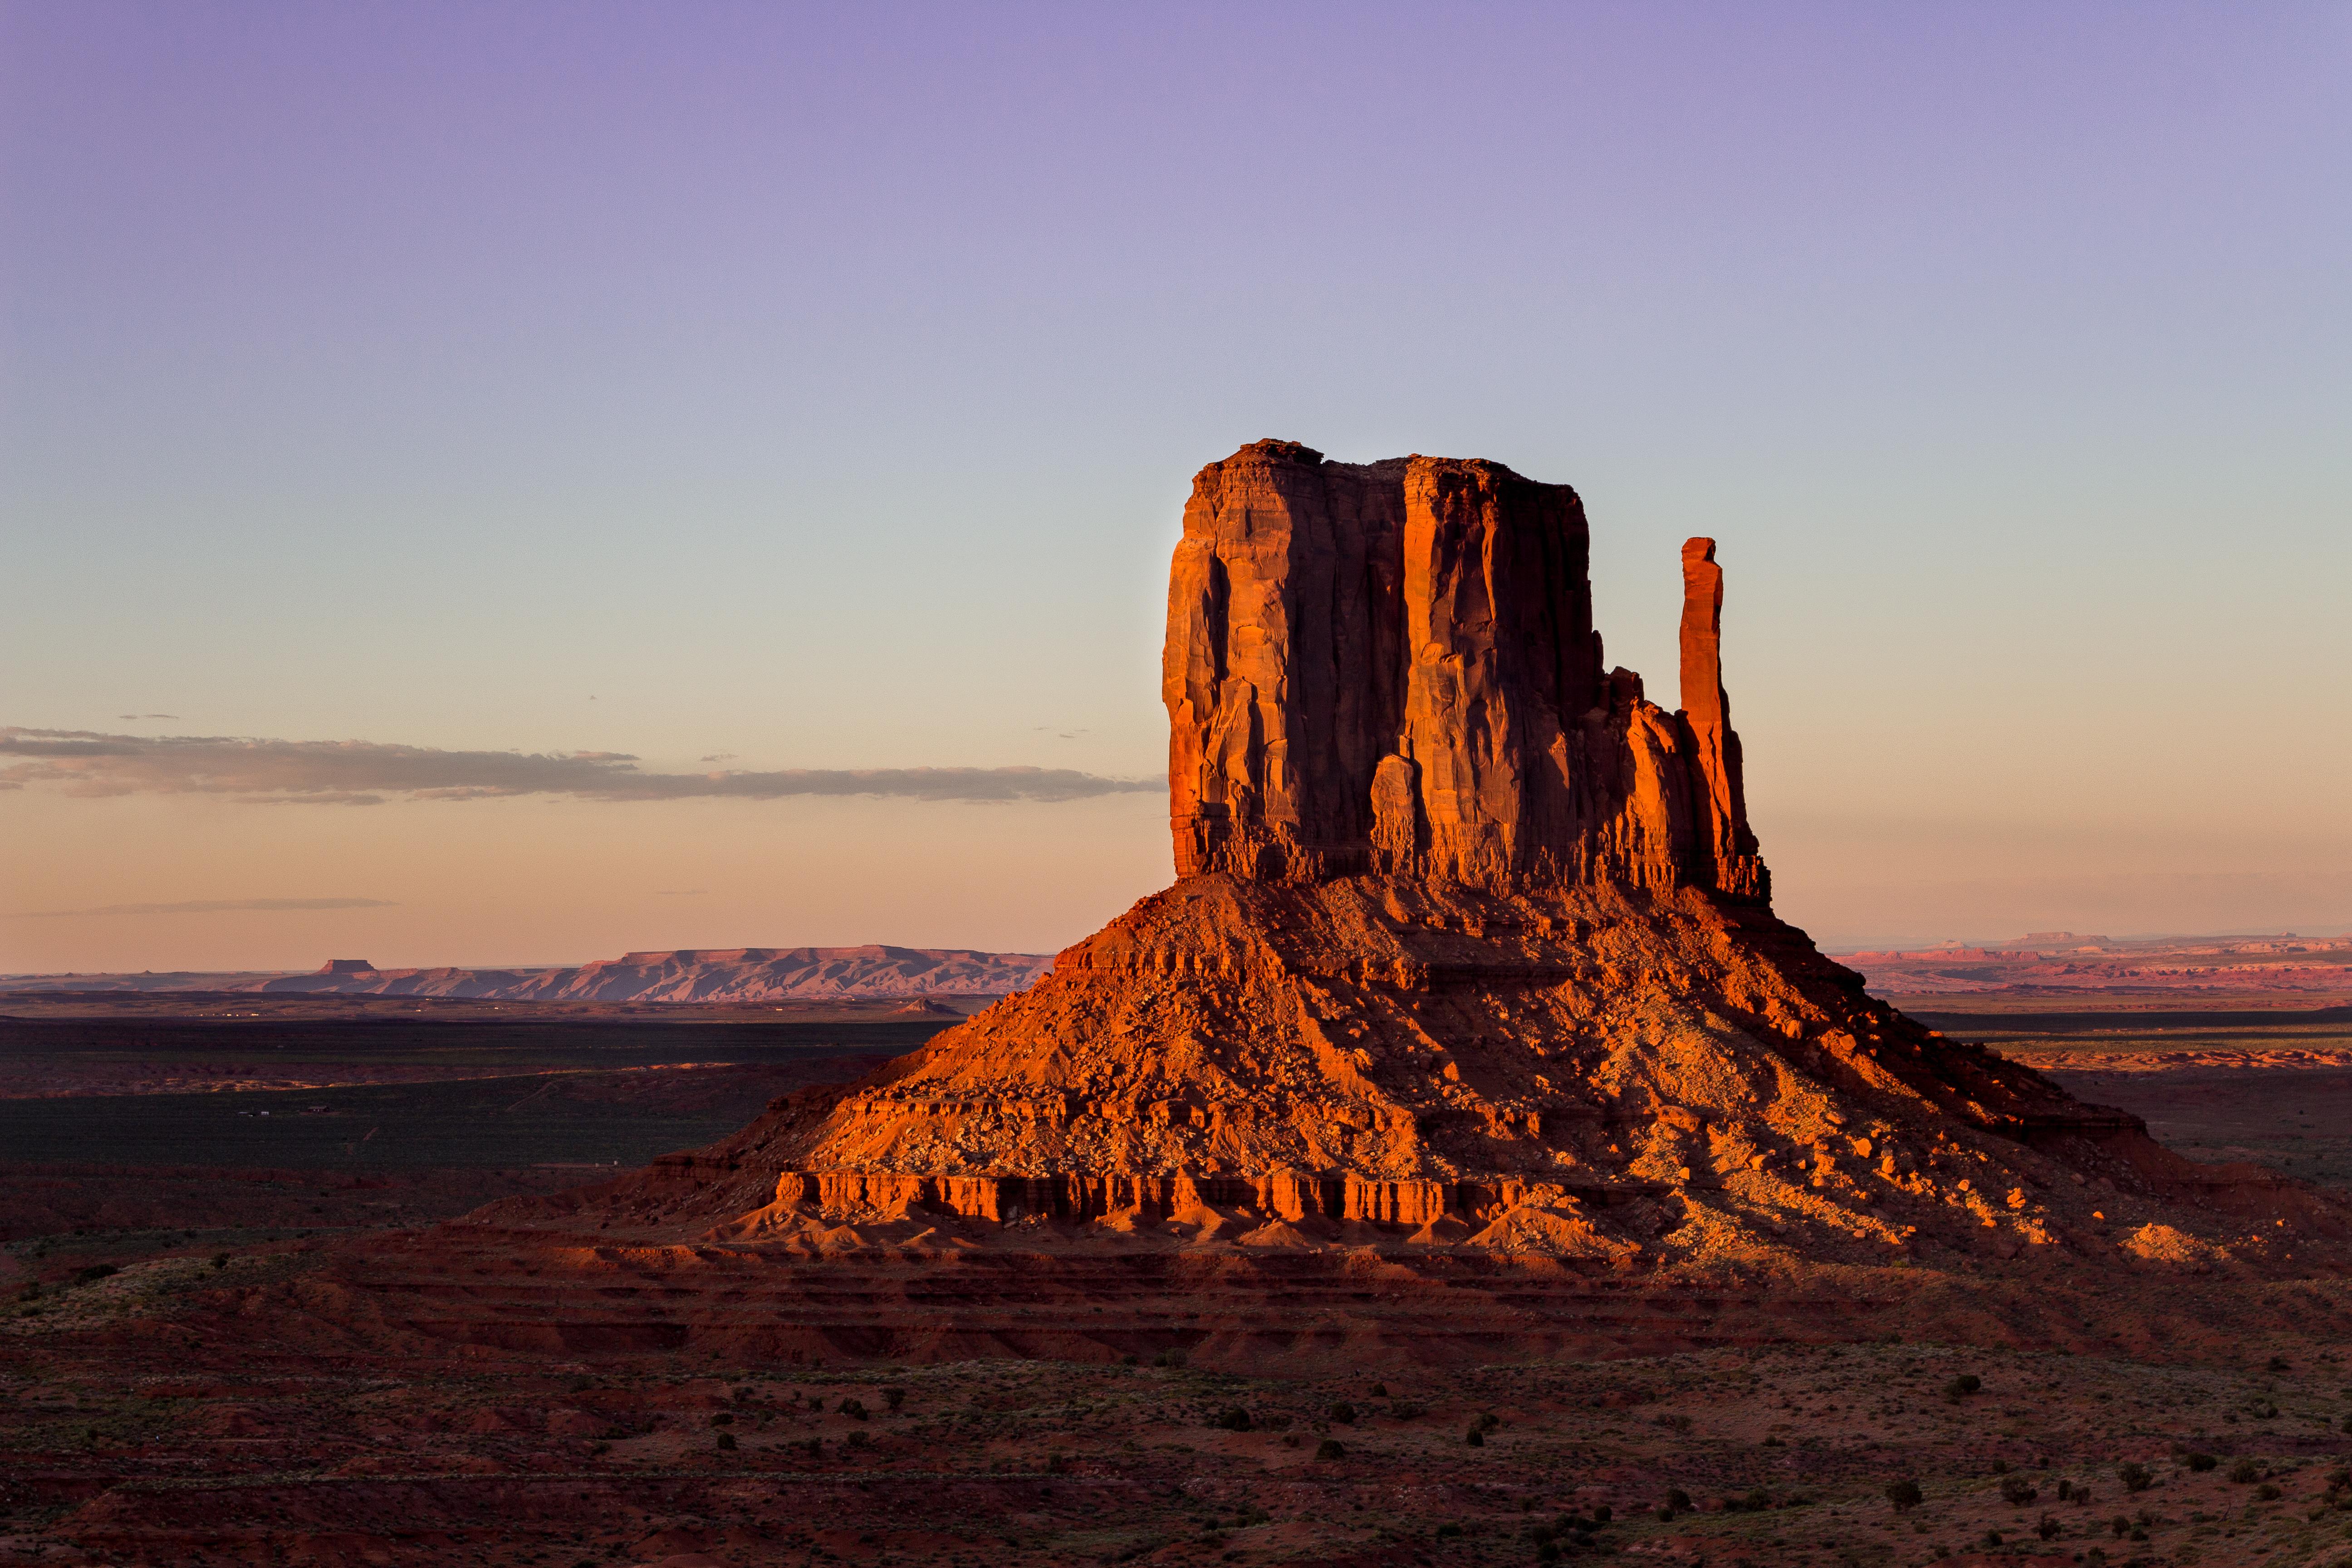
1166;440;1761;898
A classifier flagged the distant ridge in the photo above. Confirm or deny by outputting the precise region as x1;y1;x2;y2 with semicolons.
0;946;1053;1001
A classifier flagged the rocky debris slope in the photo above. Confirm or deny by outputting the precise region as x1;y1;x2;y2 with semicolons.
468;441;2348;1280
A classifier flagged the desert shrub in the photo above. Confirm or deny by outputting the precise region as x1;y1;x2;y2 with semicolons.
1327;1401;1356;1425
709;1412;733;1426
882;1387;906;1411
1211;1407;1252;1432
2256;1482;2282;1501
715;1432;735;1451
1664;1488;1692;1514
1734;1488;1773;1513
1465;1427;1484;1447
74;1264;118;1285
2185;1452;2217;1472
2058;1480;2075;1501
2265;1355;2289;1372
1943;1374;1981;1400
2117;1462;2151;1493
1524;1525;1555;1545
1315;1438;1347;1460
1369;1382;1388;1397
1152;1350;1187;1369
2000;1476;2038;1506
847;1430;868;1448
1652;1412;1692;1432
1590;1506;1610;1523
837;1397;867;1421
2248;1398;2280;1419
1885;1479;1923;1511
2036;1514;2061;1540
1474;1411;1501;1431
1980;1529;2002;1548
1434;1523;1464;1539
2229;1460;2263;1484
1388;1401;1425;1420
1536;1546;1560;1564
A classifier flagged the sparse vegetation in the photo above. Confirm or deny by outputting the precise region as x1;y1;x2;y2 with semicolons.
1886;1478;1923;1511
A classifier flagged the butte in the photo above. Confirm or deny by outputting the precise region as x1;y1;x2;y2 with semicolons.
347;440;2347;1365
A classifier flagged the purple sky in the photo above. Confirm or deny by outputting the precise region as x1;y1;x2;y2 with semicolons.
4;3;2348;968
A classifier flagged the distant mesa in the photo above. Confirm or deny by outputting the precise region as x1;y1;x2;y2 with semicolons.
260;946;1053;1002
0;946;1053;1001
1841;930;2352;996
478;439;2345;1274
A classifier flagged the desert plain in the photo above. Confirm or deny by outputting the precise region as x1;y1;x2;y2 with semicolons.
4;956;2351;1568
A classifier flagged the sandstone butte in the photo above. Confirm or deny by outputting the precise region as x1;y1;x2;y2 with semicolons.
396;440;2347;1362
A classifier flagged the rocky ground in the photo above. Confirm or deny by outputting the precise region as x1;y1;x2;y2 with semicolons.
3;1279;2350;1568
6;992;2352;1565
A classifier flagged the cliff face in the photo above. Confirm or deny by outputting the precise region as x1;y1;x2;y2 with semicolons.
1165;440;1762;899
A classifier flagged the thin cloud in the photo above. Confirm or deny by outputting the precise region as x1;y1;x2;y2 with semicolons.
0;727;1159;806
118;713;180;720
16;897;398;919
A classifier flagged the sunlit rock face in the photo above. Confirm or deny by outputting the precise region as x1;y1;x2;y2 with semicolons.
1165;440;1761;898
480;440;2340;1273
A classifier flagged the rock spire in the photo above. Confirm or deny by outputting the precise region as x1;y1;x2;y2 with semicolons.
1165;439;1764;899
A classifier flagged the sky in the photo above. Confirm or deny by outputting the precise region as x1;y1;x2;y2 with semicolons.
3;1;2348;970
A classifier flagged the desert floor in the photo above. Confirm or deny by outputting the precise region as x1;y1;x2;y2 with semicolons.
3;990;2349;1568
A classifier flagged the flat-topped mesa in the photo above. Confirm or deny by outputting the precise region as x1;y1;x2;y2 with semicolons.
1165;439;1766;899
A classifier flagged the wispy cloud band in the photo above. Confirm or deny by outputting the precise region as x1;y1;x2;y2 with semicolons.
17;897;398;918
0;728;1158;807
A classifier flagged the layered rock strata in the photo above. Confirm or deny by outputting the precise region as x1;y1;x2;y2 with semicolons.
475;441;2342;1273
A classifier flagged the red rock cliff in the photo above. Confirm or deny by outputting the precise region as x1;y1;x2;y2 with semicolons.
1166;439;1764;899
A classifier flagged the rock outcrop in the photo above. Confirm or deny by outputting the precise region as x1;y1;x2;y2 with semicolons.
1167;441;1759;896
469;440;2346;1277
